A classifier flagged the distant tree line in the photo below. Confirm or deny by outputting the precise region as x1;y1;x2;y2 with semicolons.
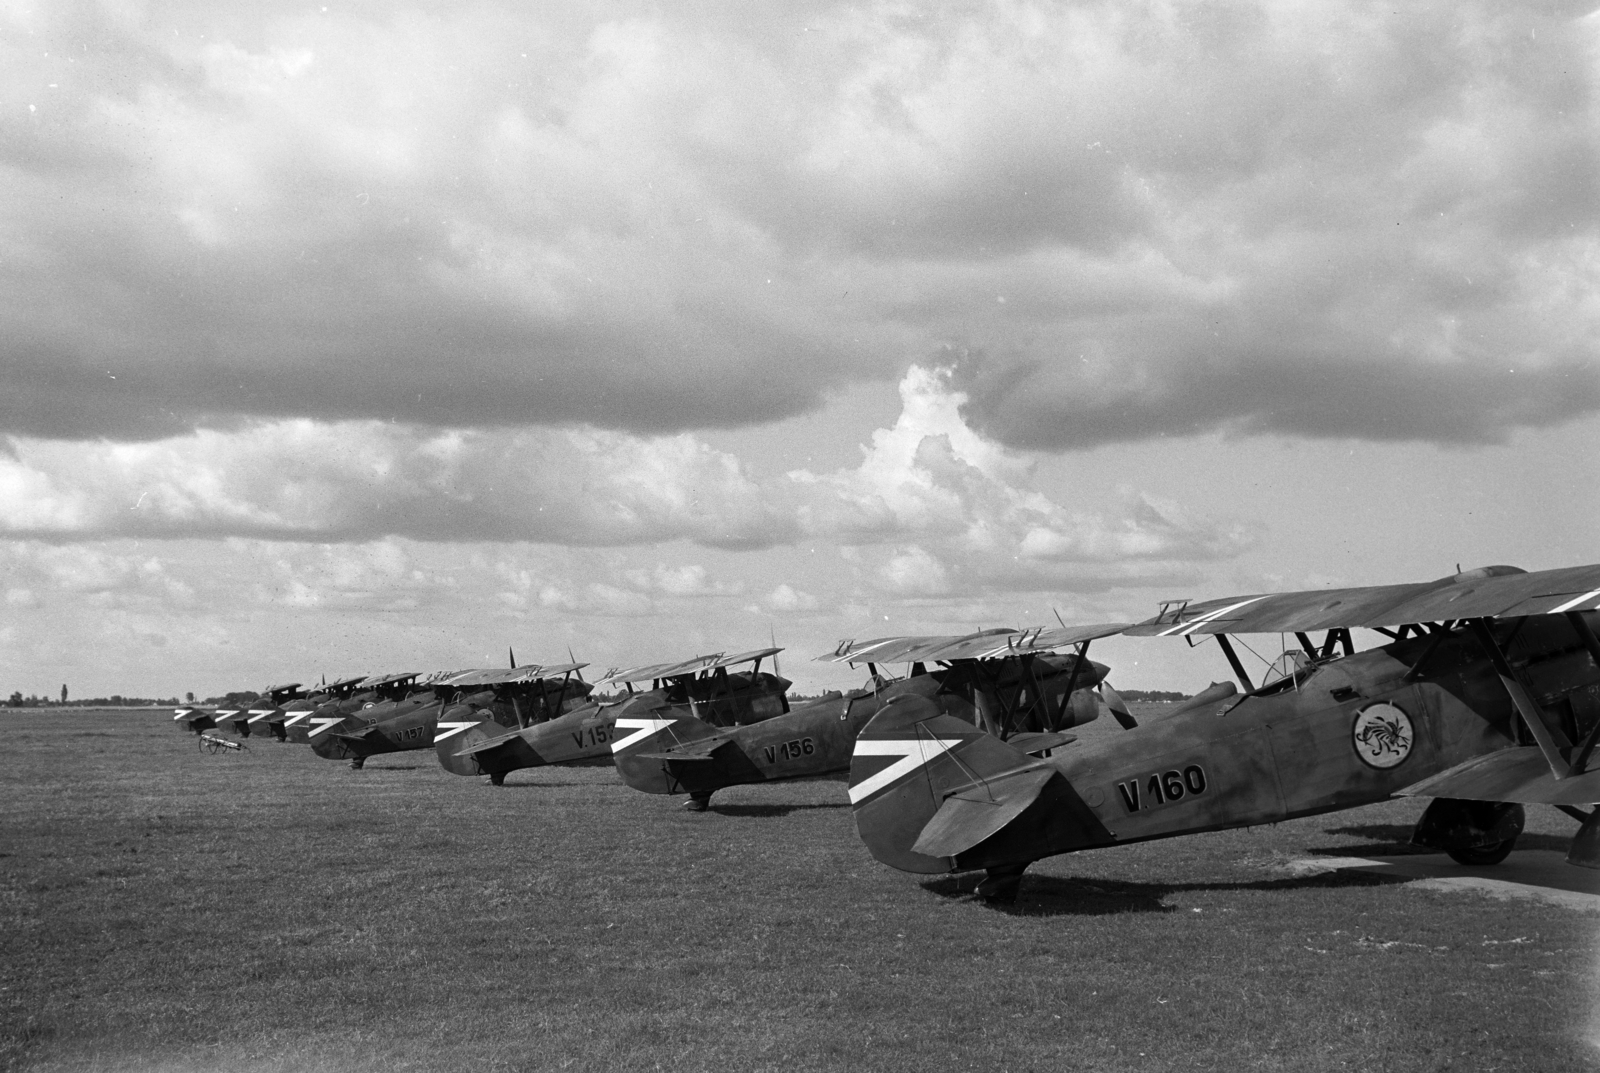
1118;689;1190;702
6;692;182;708
208;691;262;706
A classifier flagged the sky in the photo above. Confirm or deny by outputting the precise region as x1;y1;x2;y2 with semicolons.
3;0;1599;699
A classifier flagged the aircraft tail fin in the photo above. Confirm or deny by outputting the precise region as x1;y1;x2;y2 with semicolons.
848;695;1038;874
434;706;517;777
611;705;721;794
850;695;1115;875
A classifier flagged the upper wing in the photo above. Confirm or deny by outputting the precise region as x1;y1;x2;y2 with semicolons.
598;654;722;687
449;663;590;689
819;631;1016;664
929;624;1130;660
1123;563;1600;636
819;624;1126;665
359;671;419;689
704;647;781;670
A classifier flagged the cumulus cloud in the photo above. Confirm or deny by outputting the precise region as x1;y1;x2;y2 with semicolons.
764;583;821;612
0;421;783;546
1;1;1595;444
531;581;654;618
250;538;452;610
787;367;1255;588
622;563;744;598
0;544;196;608
1;367;1245;583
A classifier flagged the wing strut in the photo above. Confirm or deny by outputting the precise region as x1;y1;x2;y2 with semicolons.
1467;618;1572;781
1054;640;1089;732
1402;624;1452;683
1215;635;1254;693
1567;612;1600;668
1562;613;1600;776
1569;720;1600;779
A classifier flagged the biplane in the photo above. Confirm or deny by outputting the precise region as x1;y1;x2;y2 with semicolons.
250;676;367;741
283;674;392;744
610;627;1125;811
173;681;308;737
211;683;306;737
847;563;1600;902
604;648;791;724
429;663;601;783
308;669;483;768
172;703;223;735
439;650;788;786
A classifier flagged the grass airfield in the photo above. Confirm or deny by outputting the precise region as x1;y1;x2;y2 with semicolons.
3;706;1597;1073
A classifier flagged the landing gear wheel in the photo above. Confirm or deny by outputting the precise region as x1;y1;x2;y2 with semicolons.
683;792;713;812
976;864;1028;904
349;756;365;770
1448;838;1516;866
489;772;506;787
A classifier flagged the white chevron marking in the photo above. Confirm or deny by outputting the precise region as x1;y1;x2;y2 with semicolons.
1156;596;1269;637
1551;588;1600;614
434;721;480;744
848;738;965;804
611;717;677;753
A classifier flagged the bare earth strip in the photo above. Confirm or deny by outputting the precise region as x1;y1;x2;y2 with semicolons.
1287;853;1600;913
2;706;1596;1072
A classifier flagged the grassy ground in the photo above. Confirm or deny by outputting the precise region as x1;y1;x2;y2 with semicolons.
2;706;1596;1072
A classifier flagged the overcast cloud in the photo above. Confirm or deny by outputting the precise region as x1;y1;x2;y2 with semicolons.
4;1;1595;444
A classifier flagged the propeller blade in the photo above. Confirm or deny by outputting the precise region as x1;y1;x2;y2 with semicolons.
1100;682;1138;729
508;646;516;669
769;626;781;679
568;646;585;683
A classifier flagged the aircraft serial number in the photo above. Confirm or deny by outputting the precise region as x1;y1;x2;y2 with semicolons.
394;725;427;743
1115;765;1208;813
763;737;815;764
570;726;612;749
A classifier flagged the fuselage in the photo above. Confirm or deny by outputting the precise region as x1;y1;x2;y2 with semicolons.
935;615;1599;873
245;691;318;740
286;690;377;744
435;676;775;780
615;674;976;796
310;689;478;761
436;698;619;778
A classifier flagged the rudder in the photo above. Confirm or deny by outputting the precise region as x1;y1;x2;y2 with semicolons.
848;694;1035;874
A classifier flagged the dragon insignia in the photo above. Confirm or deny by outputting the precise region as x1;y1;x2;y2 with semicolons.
1351;702;1414;769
